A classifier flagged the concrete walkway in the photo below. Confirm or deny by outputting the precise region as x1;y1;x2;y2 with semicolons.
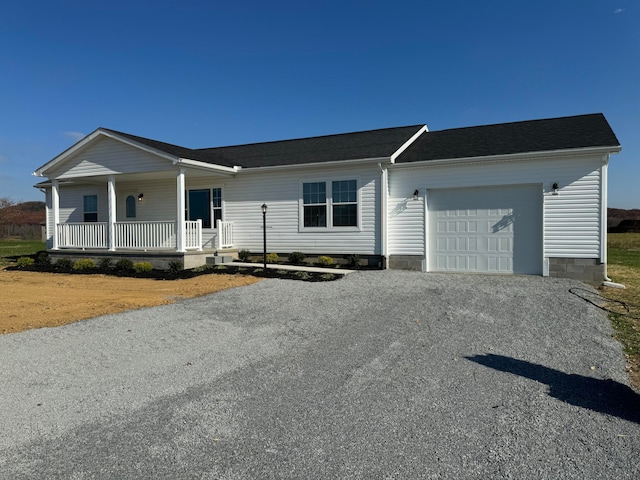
231;261;356;274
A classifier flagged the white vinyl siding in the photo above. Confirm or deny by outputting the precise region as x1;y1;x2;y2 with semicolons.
226;165;379;255
387;154;604;260
47;137;172;179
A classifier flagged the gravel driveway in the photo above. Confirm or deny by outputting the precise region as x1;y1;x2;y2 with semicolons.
1;270;639;478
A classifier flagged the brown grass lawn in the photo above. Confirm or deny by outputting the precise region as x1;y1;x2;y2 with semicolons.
0;269;260;334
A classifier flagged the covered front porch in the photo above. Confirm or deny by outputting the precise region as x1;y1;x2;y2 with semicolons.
48;168;235;254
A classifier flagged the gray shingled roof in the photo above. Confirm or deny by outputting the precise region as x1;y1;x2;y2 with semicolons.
103;113;619;170
104;125;426;168
395;113;620;164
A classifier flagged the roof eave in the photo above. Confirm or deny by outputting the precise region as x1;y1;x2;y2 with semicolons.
393;145;622;168
174;158;240;175
238;156;393;172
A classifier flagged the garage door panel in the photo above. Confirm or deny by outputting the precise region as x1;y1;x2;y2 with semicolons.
428;185;542;274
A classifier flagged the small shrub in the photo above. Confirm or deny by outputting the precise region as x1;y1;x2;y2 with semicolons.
288;251;306;264
97;258;113;270
321;273;336;281
168;260;183;274
35;251;50;266
238;249;251;262
133;261;153;274
73;258;96;271
55;257;74;270
237;267;247;272
276;269;288;275
318;255;334;266
115;259;134;273
16;257;35;268
346;254;360;269
214;264;228;270
294;271;311;280
266;252;279;264
193;264;213;273
252;268;264;274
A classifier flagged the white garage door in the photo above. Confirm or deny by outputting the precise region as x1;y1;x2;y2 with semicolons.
428;185;542;274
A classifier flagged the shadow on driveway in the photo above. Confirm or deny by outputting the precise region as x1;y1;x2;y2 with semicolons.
466;354;640;424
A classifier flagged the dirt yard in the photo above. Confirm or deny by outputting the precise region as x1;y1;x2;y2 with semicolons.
0;269;260;335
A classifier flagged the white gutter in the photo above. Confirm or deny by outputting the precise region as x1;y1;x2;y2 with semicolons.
174;157;240;175
236;156;393;173
390;145;622;169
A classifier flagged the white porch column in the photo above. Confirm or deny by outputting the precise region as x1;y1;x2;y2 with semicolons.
176;167;186;252
108;175;116;251
51;180;60;250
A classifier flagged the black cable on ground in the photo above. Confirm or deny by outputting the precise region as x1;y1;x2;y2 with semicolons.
569;287;640;320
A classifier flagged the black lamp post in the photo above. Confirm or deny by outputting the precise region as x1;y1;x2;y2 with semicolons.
261;203;267;269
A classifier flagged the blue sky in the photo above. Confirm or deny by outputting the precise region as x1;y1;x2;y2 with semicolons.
1;0;638;208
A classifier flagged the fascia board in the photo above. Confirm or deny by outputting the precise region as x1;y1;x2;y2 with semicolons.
33;180;76;188
174;158;239;175
33;128;103;177
390;125;428;163
238;156;393;173
391;145;623;169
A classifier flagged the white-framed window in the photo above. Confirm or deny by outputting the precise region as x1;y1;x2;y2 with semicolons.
83;195;98;222
331;179;357;227
300;178;359;230
187;187;222;228
303;181;327;227
212;187;222;226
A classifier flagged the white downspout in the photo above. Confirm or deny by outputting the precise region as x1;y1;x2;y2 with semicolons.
601;154;610;281
379;162;389;269
600;154;625;288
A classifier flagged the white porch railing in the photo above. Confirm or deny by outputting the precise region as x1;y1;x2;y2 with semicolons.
185;220;203;250
115;221;176;249
56;220;203;251
58;222;108;249
217;220;233;248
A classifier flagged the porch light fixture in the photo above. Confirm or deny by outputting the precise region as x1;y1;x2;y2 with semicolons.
261;203;268;269
552;183;559;195
413;189;419;200
138;193;144;201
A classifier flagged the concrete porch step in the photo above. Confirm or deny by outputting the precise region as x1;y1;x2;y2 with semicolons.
206;255;234;265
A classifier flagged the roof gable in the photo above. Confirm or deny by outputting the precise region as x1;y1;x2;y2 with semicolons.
395;113;620;164
33;128;185;177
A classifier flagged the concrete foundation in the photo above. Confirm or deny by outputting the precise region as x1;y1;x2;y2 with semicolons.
388;255;424;271
47;250;216;270
548;257;605;284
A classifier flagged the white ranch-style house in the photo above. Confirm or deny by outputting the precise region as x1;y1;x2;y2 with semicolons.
34;113;620;282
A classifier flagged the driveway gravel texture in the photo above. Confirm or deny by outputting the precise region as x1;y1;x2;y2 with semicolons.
1;270;639;479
